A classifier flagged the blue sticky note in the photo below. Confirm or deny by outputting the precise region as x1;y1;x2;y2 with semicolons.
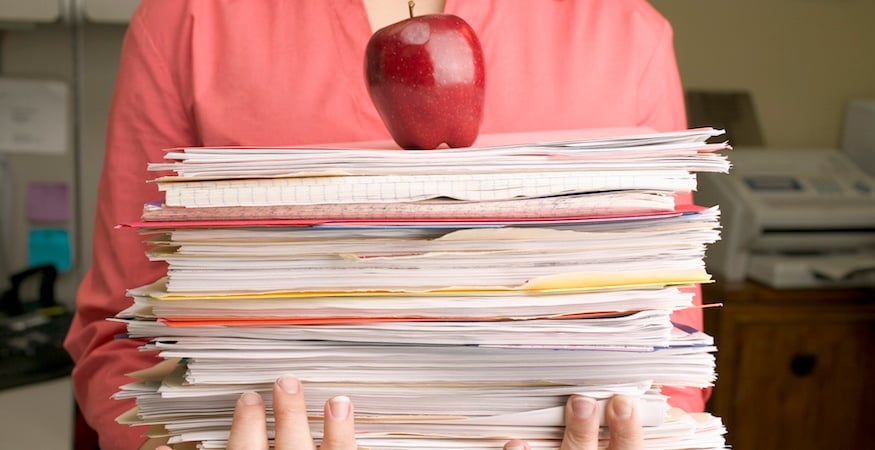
27;228;72;272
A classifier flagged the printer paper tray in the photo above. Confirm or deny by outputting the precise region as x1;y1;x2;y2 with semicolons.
747;252;875;289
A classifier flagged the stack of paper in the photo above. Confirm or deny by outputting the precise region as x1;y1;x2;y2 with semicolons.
143;127;729;222
114;128;730;449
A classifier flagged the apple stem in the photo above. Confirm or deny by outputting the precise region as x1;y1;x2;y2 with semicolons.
408;1;415;18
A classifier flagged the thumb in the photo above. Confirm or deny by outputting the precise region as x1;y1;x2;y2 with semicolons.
559;395;599;450
605;395;643;450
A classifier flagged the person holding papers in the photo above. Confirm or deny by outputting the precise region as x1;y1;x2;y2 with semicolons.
64;1;705;449
155;379;644;450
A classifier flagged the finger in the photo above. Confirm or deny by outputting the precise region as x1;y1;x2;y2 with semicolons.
605;395;643;450
320;395;357;450
559;395;600;450
143;437;170;450
227;391;269;450
273;376;317;450
503;439;531;450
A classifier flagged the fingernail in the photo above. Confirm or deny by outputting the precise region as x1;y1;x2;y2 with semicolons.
612;396;634;419
239;391;262;406
277;376;300;394
329;395;352;420
571;396;596;419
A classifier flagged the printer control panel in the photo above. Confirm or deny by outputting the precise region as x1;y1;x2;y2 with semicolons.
737;150;873;201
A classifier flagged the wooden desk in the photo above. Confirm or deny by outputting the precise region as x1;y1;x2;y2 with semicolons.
702;281;875;450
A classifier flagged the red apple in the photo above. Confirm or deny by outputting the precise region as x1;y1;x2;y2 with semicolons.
364;3;486;150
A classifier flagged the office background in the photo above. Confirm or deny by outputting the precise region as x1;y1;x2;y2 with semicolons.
0;0;873;448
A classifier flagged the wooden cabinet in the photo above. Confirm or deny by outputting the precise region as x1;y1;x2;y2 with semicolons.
703;282;875;450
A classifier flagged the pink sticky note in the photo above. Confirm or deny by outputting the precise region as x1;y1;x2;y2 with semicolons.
27;182;69;223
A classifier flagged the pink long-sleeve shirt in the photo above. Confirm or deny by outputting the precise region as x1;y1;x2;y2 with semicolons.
64;1;704;448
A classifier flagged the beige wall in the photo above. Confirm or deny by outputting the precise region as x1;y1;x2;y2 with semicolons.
1;3;873;301
651;0;875;148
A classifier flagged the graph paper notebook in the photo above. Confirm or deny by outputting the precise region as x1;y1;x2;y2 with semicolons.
158;171;697;207
150;127;729;208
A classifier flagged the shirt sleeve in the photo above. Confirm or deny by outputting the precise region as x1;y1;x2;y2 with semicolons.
63;4;197;449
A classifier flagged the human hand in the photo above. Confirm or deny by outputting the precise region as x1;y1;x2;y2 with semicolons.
504;394;643;450
228;376;355;450
155;375;354;450
158;377;643;450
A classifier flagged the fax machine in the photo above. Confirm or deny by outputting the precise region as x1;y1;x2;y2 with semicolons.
695;148;875;288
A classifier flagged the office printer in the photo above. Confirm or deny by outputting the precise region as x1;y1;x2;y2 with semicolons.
696;148;875;288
